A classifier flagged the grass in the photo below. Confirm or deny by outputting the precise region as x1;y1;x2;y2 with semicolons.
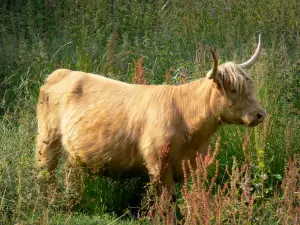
1;0;299;224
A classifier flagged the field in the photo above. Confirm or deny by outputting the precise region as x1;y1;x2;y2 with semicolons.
0;0;299;224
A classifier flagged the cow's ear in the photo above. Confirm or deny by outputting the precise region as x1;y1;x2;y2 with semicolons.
212;79;221;89
212;71;221;87
211;72;223;89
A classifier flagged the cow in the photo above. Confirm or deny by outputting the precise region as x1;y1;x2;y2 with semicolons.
35;35;266;200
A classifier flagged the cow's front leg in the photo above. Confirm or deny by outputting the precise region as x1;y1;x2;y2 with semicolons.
163;167;176;201
65;160;84;210
144;153;176;200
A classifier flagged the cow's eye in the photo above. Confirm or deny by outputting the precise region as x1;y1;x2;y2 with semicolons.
231;89;238;94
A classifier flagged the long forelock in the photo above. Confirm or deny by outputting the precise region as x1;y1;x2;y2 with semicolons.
217;62;252;94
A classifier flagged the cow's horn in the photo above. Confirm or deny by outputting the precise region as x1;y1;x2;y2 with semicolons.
206;47;218;79
239;34;262;69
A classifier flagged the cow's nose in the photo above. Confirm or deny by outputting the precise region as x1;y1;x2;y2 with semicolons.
257;110;266;121
257;112;263;120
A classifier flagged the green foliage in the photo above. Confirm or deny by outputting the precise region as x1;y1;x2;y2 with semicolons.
0;0;299;224
77;176;147;216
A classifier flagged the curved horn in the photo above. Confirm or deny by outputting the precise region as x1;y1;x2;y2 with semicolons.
239;34;262;69
206;47;218;79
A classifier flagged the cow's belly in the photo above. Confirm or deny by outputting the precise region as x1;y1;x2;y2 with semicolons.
63;132;145;172
60;106;144;173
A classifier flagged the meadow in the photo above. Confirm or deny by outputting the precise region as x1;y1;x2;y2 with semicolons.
0;0;299;224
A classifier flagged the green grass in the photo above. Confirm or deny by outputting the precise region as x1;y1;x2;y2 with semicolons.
1;0;299;224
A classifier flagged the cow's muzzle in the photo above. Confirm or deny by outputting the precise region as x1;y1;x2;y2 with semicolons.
243;109;267;127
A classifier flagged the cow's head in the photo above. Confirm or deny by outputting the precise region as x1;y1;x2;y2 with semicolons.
207;35;267;127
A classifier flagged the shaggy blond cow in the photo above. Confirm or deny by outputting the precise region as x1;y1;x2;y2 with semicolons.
36;35;266;197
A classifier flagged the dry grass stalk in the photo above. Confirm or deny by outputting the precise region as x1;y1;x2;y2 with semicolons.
285;126;291;156
141;140;299;224
179;137;221;225
195;43;205;74
157;143;171;184
147;186;176;225
138;143;176;224
132;56;147;84
165;67;174;84
242;130;250;164
179;71;188;84
277;155;300;224
178;136;265;224
105;25;118;73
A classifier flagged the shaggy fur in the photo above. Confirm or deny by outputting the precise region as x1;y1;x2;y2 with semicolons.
36;62;266;197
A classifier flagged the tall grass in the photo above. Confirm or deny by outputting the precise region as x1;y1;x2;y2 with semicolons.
1;0;299;224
